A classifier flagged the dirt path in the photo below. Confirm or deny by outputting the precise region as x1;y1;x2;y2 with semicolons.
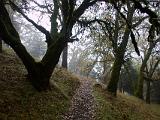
63;78;96;120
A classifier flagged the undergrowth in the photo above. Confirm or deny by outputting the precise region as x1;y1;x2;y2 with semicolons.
93;83;160;120
0;50;80;120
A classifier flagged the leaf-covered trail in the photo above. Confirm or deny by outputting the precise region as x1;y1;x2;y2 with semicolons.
63;78;96;120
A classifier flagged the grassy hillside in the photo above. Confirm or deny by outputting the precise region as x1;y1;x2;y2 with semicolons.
1;49;160;120
0;50;80;120
93;84;160;120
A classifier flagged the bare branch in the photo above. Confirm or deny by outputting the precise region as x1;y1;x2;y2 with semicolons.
77;18;116;50
50;0;59;37
111;2;140;56
150;59;160;77
9;1;52;43
73;0;98;21
61;0;69;21
31;0;53;14
131;0;160;28
132;16;149;28
68;38;79;43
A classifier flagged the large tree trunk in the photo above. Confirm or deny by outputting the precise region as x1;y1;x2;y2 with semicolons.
106;26;132;96
0;0;103;91
28;63;50;91
29;38;65;91
119;77;123;93
136;71;144;99
135;41;156;99
0;2;65;91
146;80;151;104
106;54;124;96
62;44;68;69
105;3;135;96
145;59;160;103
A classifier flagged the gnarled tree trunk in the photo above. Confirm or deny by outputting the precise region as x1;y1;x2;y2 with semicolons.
0;2;66;91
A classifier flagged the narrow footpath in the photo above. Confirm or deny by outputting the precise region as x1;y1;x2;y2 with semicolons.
63;78;96;120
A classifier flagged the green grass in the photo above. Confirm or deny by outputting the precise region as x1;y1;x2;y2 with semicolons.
0;50;80;120
93;83;160;120
52;68;80;98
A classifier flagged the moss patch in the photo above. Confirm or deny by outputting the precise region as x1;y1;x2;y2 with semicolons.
93;83;160;120
52;68;80;98
0;50;80;120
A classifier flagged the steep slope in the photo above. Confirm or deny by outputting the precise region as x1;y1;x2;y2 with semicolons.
0;50;80;120
1;49;160;120
94;84;160;120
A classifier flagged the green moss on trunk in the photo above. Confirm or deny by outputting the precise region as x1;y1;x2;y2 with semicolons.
28;62;51;91
135;72;144;99
107;56;123;96
146;80;151;104
62;44;68;69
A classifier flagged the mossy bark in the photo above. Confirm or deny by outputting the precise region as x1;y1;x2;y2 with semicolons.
0;37;2;53
0;0;103;91
146;80;150;104
30;38;65;91
105;4;135;96
135;72;144;99
62;44;68;69
135;42;156;99
0;2;65;91
28;62;53;91
106;55;124;96
106;27;131;96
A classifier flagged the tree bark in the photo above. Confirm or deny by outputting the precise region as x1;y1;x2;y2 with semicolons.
0;0;99;91
106;3;135;96
62;44;68;69
107;54;124;96
0;37;2;53
146;80;150;104
106;26;132;96
145;59;160;103
0;2;66;91
136;71;144;99
135;41;157;99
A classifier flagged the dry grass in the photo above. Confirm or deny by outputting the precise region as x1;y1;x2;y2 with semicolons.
0;49;80;120
93;83;160;120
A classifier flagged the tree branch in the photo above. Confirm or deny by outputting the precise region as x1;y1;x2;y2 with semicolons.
67;38;79;43
50;0;59;38
150;59;160;77
61;0;69;23
132;16;149;28
131;0;160;28
112;2;140;56
77;18;116;50
9;1;52;44
31;0;53;14
0;1;36;73
73;0;98;21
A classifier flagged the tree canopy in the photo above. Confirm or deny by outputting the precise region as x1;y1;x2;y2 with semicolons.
0;0;159;95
